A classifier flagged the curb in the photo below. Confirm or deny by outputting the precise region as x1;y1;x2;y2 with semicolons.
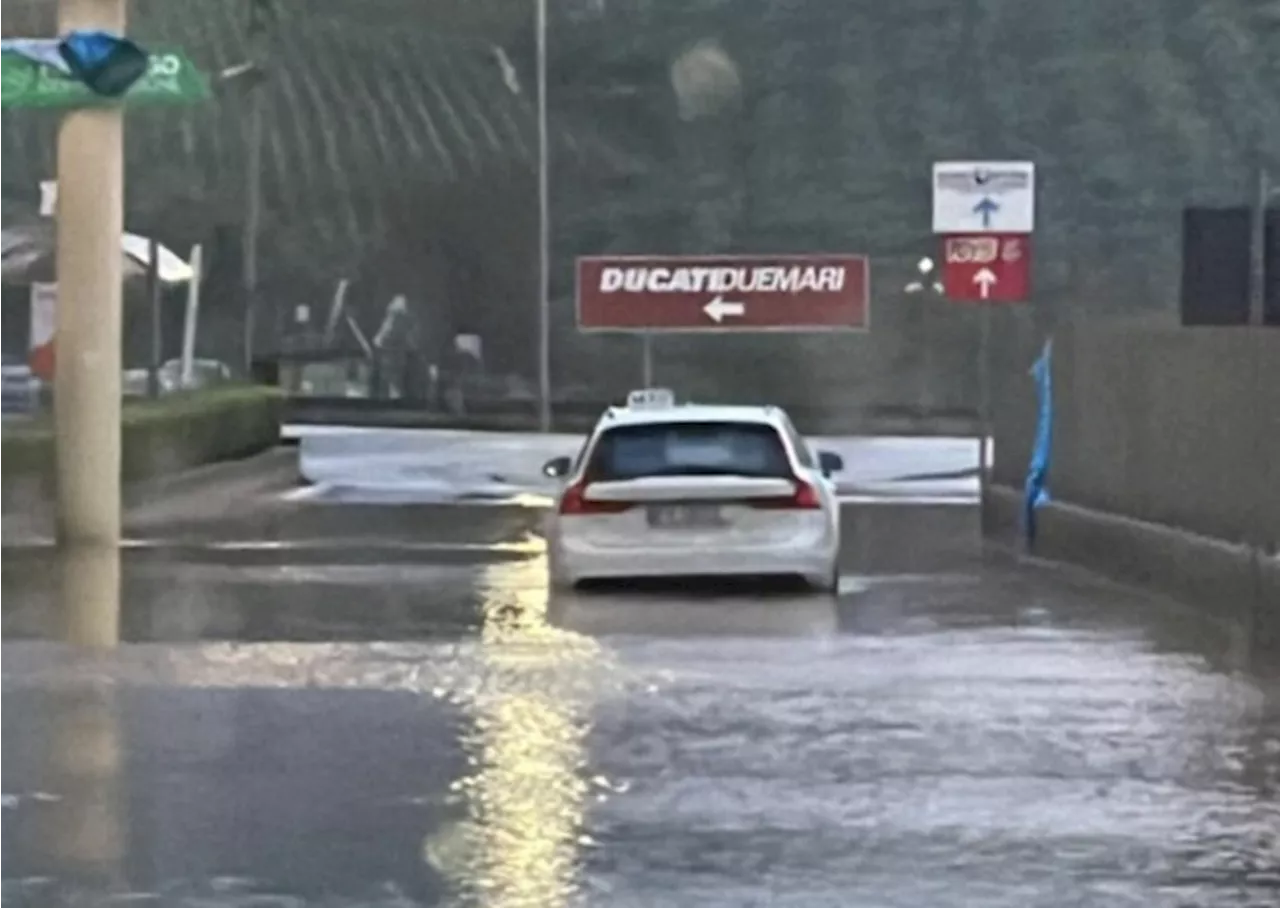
984;484;1279;646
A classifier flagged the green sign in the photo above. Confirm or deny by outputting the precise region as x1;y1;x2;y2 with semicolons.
2;47;211;109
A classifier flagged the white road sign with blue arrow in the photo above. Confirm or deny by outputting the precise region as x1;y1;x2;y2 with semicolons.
932;161;1035;234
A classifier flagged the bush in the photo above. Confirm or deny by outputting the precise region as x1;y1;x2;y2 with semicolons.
2;385;284;496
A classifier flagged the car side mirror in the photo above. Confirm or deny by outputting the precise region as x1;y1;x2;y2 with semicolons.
817;450;844;476
542;456;571;479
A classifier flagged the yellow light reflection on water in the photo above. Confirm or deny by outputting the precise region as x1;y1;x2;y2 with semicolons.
426;541;609;907
28;547;129;887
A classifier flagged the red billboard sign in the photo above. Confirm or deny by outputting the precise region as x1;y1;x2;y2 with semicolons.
576;254;870;332
942;234;1030;303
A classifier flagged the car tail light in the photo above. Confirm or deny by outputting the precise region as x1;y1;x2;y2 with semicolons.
558;481;632;515
750;478;822;510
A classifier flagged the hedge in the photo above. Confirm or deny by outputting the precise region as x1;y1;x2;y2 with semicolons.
2;385;284;495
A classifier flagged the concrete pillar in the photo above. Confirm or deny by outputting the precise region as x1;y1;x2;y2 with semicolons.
54;0;127;548
60;543;121;648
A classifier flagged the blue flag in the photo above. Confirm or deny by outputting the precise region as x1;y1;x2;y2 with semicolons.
1023;338;1053;547
58;30;149;97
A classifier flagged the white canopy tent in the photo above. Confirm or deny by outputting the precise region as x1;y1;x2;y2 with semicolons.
2;223;195;286
119;232;196;284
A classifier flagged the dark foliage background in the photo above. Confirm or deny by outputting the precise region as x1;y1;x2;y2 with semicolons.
4;0;1277;408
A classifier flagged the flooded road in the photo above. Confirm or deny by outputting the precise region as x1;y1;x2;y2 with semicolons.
3;494;1278;907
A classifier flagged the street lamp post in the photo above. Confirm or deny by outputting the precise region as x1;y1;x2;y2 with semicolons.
535;0;552;432
242;85;263;372
241;0;271;375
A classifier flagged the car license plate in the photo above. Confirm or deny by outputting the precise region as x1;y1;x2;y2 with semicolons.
646;504;724;529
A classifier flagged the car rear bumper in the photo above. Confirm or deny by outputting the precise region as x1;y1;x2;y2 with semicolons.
551;536;838;586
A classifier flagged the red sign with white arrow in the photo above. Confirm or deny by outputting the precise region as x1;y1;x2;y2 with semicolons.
576;254;870;332
941;234;1030;303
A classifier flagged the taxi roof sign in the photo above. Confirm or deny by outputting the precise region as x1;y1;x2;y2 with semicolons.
625;388;676;410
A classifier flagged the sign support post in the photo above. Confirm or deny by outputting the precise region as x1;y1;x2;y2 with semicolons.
640;332;654;386
978;302;993;513
534;0;551;432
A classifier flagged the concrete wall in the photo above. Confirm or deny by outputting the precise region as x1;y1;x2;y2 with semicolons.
986;321;1279;648
991;322;1280;550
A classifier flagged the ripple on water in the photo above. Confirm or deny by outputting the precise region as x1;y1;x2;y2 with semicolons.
2;596;1277;908
577;628;1280;908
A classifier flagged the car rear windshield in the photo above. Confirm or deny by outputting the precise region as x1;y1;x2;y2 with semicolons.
584;421;792;481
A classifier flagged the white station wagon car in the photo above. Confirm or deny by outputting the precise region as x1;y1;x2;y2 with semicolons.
542;389;844;591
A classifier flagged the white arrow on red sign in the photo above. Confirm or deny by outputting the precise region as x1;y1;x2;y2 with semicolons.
702;295;745;323
973;267;998;300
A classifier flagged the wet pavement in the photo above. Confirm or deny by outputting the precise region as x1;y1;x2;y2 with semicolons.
3;443;1279;907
